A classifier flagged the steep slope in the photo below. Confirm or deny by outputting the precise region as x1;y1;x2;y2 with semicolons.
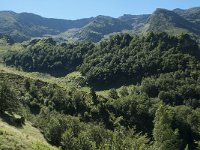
0;32;200;149
142;8;200;36
58;15;132;42
0;118;57;150
79;33;200;87
59;7;200;42
0;11;92;42
173;7;200;24
118;14;150;30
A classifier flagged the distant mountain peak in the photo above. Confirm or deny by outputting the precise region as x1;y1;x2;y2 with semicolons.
0;7;200;43
0;10;16;14
173;8;184;12
143;7;200;37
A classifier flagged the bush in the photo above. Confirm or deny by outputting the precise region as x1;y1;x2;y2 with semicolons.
0;82;20;114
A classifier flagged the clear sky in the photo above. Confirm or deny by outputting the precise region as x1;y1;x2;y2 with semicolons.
0;0;199;20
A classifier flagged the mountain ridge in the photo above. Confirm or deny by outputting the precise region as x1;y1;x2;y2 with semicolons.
0;7;200;42
145;8;200;34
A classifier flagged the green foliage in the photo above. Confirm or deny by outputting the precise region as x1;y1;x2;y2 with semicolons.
0;81;19;113
141;78;159;98
108;88;119;99
32;141;57;150
1;32;200;150
89;87;98;105
4;33;200;87
4;38;94;76
108;128;150;150
153;103;181;150
197;141;200;150
119;86;129;97
0;117;58;150
80;32;200;87
141;70;200;108
61;130;96;150
173;106;200;149
34;109;151;150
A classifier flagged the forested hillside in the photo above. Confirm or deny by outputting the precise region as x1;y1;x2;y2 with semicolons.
0;5;200;150
4;32;200;86
1;32;200;149
4;38;94;76
80;32;200;87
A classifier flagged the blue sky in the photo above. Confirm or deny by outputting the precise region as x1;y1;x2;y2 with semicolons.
0;0;199;20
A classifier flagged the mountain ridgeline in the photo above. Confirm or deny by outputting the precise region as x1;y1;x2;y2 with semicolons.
0;11;92;42
144;8;200;37
1;7;200;42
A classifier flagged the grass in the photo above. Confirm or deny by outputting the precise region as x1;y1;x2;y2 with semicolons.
0;63;92;93
0;63;138;98
96;85;137;98
0;117;58;150
0;63;73;88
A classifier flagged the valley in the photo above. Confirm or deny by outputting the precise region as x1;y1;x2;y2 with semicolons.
0;6;200;150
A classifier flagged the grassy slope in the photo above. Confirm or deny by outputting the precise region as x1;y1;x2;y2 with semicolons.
0;63;136;97
0;63;91;91
0;118;58;150
0;59;68;150
0;63;73;88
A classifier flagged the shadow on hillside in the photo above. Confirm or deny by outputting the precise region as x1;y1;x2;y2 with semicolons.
0;112;25;128
91;77;139;91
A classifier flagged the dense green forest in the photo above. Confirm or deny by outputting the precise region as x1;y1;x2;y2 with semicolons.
4;32;200;87
0;32;199;150
4;38;94;76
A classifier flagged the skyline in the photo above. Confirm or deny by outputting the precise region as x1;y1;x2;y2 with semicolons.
0;0;200;19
